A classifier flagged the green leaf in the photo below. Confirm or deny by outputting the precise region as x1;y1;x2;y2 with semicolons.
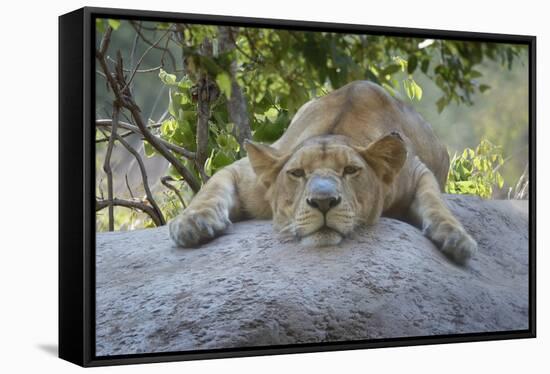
403;79;414;100
496;173;504;188
436;97;448;113
96;19;105;33
204;149;215;176
392;56;408;72
407;55;418;74
211;150;234;169
157;22;171;30
366;69;380;84
411;79;423;100
469;70;482;78
479;84;491;93
253;118;286;143
403;78;422;101
382;64;401;76
175;91;189;106
216;72;232;99
161;118;176;138
144;141;156;157
420;59;430;73
107;19;121;30
159;69;177;85
445;139;506;199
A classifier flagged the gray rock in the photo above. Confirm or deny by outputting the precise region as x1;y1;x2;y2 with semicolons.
95;195;529;356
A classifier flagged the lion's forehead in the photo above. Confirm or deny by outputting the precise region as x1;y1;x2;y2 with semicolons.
288;143;362;171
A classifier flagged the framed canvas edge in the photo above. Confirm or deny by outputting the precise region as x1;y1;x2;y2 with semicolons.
58;6;537;368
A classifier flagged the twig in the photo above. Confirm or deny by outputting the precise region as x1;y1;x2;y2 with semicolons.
129;27;140;71
121;29;171;93
129;21;177;70
148;85;167;123
107;56;162;73
125;174;135;199
96;198;163;227
102;104;120;231
98;26;113;56
96;129;134;143
512;162;529;200
95;31;200;192
95;119;195;159
161;176;187;208
157;109;169;124
115;132;166;225
160;35;172;69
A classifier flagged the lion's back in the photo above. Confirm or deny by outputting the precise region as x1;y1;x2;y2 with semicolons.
273;81;450;188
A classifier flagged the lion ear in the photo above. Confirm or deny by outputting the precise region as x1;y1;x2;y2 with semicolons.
359;132;407;184
245;140;286;188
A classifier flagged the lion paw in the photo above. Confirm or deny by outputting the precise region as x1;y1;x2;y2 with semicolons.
439;227;478;264
424;221;477;264
169;208;231;247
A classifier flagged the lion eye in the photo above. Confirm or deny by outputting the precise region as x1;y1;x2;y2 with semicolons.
343;165;360;175
288;168;305;178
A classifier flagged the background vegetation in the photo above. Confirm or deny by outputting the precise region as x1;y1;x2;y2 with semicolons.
95;19;529;232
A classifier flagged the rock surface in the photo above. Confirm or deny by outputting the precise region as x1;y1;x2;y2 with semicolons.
96;195;529;356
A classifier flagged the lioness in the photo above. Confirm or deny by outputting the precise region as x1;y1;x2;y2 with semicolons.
169;81;477;263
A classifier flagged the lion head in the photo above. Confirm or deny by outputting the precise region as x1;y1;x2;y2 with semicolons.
245;132;407;247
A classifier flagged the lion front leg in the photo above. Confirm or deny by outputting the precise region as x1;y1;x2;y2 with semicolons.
169;167;239;247
409;165;477;264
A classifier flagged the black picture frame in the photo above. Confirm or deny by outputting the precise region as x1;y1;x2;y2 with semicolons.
59;6;536;367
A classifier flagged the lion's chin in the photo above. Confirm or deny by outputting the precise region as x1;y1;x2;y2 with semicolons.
299;227;343;247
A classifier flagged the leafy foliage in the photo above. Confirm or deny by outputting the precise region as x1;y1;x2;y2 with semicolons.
95;19;527;231
155;69;242;179
445;140;505;198
151;25;523;183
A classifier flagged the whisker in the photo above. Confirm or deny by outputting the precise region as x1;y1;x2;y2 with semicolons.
278;222;297;236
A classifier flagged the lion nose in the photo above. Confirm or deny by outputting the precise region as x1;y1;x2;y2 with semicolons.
306;196;342;213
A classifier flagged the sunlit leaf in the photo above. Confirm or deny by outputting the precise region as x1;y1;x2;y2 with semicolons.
411;79;423;100
107;19;121;30
216;72;232;99
403;79;414;100
497;173;504;188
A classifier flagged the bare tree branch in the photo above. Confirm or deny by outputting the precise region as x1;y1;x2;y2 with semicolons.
129;21;177;70
127;92;201;193
96;129;134;143
125;174;135;199
129;28;140;71
102;104;119;231
121;29;171;93
98;26;113;56
96;198;163;227
115;132;166;225
218;27;252;154
107;56;163;73
95;29;201;192
95;119;195;159
195;74;214;182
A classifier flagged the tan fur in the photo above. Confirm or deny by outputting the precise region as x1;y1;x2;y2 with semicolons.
169;81;477;263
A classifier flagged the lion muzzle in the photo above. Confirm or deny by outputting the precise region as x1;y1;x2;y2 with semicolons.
305;176;342;214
